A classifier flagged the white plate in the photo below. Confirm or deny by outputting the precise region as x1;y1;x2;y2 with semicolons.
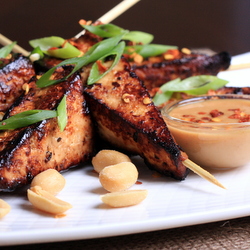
1;53;250;246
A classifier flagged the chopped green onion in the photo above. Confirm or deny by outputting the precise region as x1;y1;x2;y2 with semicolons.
124;44;178;58
82;23;153;44
0;95;68;131
123;31;153;44
182;76;229;95
87;41;125;85
30;36;65;51
36;35;124;88
82;23;126;38
57;95;67;131
29;46;44;62
0;110;57;130
29;36;81;59
153;75;229;106
0;42;17;58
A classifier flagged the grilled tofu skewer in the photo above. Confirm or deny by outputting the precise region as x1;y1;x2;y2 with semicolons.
84;57;189;180
0;66;94;192
84;57;225;188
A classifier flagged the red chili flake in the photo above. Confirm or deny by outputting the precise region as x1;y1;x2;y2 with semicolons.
136;181;143;185
164;49;180;59
239;116;250;122
198;112;206;115
201;117;212;121
210;109;224;118
96;60;107;74
197;120;205;123
228;108;241;113
182;114;195;118
228;114;241;119
189;117;196;122
48;47;58;51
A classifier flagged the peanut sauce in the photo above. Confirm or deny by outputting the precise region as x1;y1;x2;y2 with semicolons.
163;97;250;169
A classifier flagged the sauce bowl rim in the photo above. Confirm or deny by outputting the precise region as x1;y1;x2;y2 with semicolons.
162;94;250;129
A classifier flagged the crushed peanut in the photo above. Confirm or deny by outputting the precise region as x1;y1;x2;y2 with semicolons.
129;52;143;64
211;117;221;122
133;53;143;64
143;97;151;105
22;83;30;94
181;48;191;55
78;19;92;26
5;54;12;60
122;93;134;103
164;54;174;60
0;112;4;120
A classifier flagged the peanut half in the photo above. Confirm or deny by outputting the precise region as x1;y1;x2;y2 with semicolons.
27;186;72;215
101;190;148;208
0;199;11;218
30;169;66;195
92;149;131;173
99;162;138;192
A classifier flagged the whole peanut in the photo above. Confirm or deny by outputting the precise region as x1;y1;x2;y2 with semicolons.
30;169;66;195
101;190;148;207
92;150;131;173
99;162;138;192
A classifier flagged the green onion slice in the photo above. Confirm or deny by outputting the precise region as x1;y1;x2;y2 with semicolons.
0;110;57;130
29;46;44;60
0;42;17;58
36;34;124;88
82;23;153;44
124;44;178;58
29;36;81;59
57;95;67;131
153;75;228;106
82;23;126;38
0;95;68;131
123;31;153;44
87;41;125;85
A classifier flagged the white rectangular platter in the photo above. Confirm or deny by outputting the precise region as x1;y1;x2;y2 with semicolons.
1;52;250;246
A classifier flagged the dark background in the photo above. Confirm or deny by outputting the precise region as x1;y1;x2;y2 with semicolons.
1;0;250;55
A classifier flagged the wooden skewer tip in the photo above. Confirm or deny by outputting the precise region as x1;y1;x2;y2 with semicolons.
75;0;141;38
0;34;29;56
183;159;226;189
228;62;250;71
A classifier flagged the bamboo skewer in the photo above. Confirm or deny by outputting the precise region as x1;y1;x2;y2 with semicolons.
183;159;226;189
75;0;140;38
99;0;140;24
227;62;250;71
0;34;29;56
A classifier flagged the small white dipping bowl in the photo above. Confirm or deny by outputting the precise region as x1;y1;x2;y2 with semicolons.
162;94;250;170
